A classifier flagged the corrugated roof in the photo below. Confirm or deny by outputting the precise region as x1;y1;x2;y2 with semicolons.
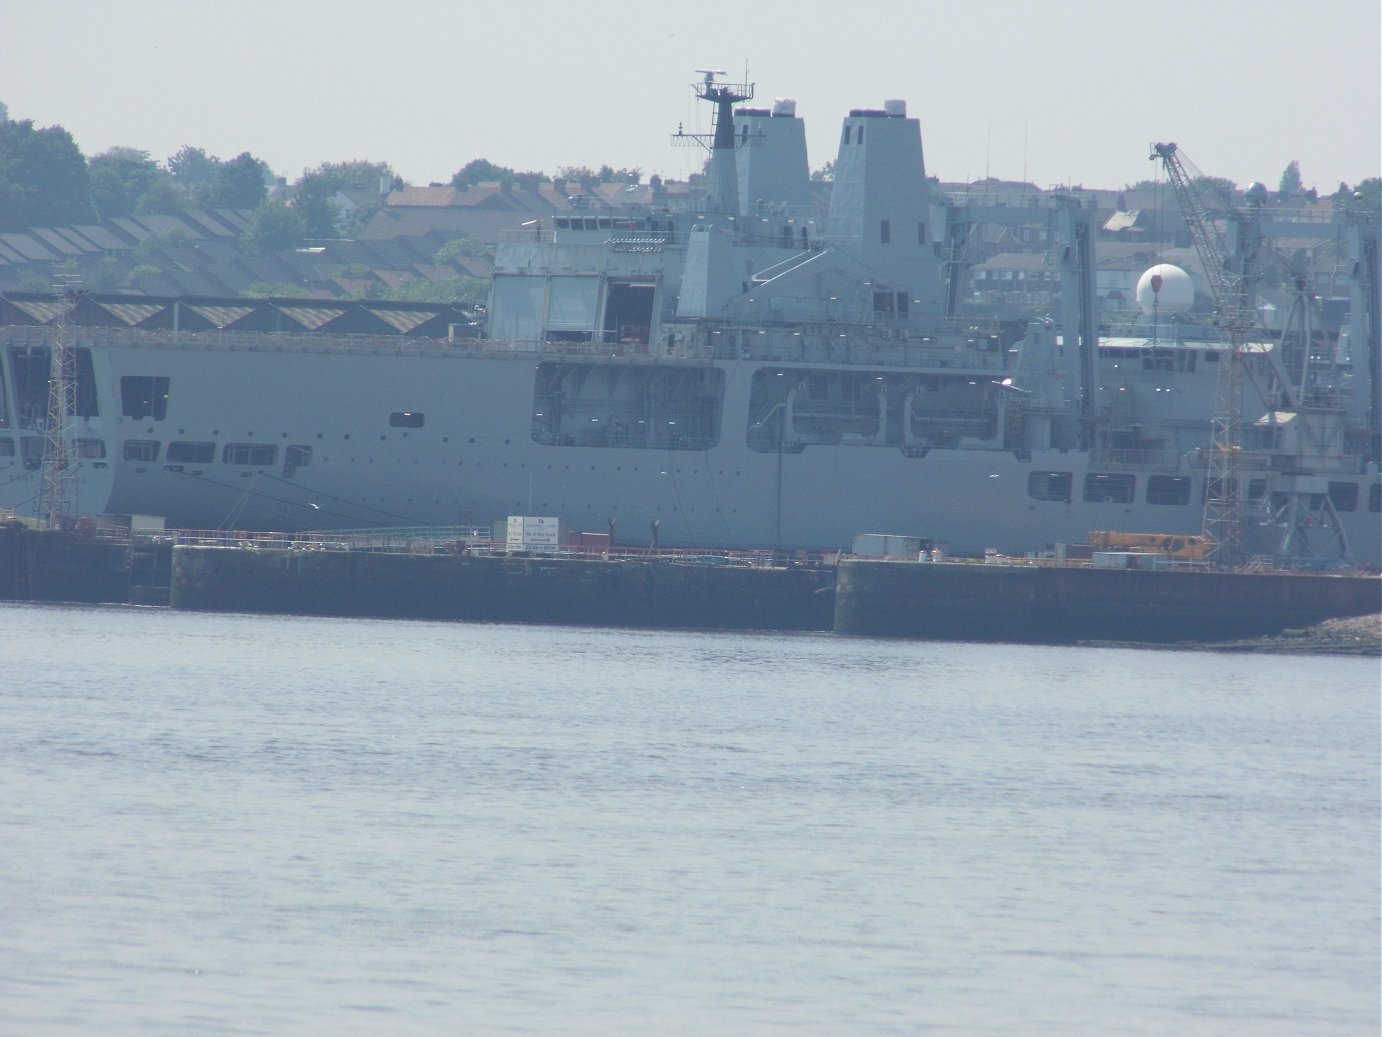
367;307;438;334
6;298;66;322
69;224;132;251
186;304;258;328
276;305;349;330
93;300;166;327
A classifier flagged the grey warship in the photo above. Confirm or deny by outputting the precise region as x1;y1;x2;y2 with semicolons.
1;74;1378;567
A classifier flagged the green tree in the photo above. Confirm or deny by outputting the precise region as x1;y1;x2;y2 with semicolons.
207;152;269;208
811;161;835;183
434;234;494;263
451;158;514;187
1278;160;1303;199
305;160;399;192
0;118;96;229
241;199;304;255
88;146;164;218
293;175;341;238
1353;177;1380;211
167;145;221;197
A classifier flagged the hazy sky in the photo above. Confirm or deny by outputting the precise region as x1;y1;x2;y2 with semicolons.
4;0;1379;193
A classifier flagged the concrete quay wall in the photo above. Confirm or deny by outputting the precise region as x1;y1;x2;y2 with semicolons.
834;559;1382;643
170;547;836;631
0;525;132;604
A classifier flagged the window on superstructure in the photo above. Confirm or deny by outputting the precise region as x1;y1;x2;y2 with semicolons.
880;220;891;244
74;439;105;459
1328;481;1358;512
1370;484;1381;513
222;444;277;466
917;222;926;245
123;440;160;462
843;126;851;146
1083;473;1135;504
75;348;98;417
390;411;425;428
283;445;312;478
167;441;215;464
20;437;43;470
120;376;170;421
0;437;13;456
1026;471;1072;502
1146;475;1190;506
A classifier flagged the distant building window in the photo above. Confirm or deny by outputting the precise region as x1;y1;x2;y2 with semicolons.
857;125;864;145
1146;475;1190;505
123;440;160;462
222;443;277;466
1084;473;1136;504
74;439;105;459
1328;481;1358;512
389;411;425;428
0;437;13;457
917;222;926;245
167;441;215;464
880;220;891;244
1370;484;1381;513
1027;471;1072;502
842;126;851;146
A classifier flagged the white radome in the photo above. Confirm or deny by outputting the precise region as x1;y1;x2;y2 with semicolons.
1136;263;1194;315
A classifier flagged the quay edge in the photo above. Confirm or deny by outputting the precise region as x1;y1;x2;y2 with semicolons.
833;558;1382;644
169;545;836;631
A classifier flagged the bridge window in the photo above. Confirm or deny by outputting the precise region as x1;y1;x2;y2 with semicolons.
1027;471;1072;502
1084;473;1136;504
1146;475;1190;505
74;439;105;459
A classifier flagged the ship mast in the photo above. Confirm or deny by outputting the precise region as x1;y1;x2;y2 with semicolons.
677;69;754;216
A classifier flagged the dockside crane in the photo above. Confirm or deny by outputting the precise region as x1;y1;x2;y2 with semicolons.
1150;142;1354;568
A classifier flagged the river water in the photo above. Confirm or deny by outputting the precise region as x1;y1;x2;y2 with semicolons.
1;602;1377;1036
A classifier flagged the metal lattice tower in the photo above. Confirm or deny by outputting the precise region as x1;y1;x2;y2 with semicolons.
1150;143;1256;567
39;281;81;529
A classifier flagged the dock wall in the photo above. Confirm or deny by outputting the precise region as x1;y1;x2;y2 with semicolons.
0;524;133;604
834;559;1382;643
170;547;836;631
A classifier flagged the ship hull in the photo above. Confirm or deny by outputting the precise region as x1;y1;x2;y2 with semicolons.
3;332;1377;567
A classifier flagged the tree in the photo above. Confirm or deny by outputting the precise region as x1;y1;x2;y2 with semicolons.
811;161;835;183
293;175;341;238
241;199;304;255
167;145;220;196
304;160;399;192
451;158;514;188
88;146;164;218
1278;160;1303;199
1354;178;1381;215
0;118;96;230
207;152;269;208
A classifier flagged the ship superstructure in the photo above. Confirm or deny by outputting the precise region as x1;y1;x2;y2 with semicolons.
1;75;1378;567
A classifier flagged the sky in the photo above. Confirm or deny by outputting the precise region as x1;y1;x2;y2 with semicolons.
3;0;1379;194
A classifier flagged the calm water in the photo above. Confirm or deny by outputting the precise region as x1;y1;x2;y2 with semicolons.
0;603;1377;1036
